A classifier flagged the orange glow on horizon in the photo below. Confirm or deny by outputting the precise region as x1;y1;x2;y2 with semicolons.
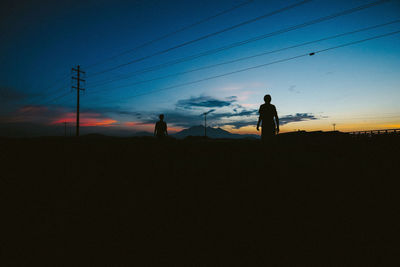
81;119;117;127
382;124;400;129
124;122;142;127
167;126;183;133
51;112;118;127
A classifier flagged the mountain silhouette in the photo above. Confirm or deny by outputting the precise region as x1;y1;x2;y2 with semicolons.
173;125;259;139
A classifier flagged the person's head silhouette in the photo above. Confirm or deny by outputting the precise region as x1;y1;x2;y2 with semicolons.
159;114;164;121
264;94;271;104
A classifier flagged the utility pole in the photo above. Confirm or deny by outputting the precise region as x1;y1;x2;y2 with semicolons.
201;110;214;138
333;123;336;131
72;65;85;137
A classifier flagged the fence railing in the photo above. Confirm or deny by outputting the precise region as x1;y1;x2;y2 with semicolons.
348;128;400;135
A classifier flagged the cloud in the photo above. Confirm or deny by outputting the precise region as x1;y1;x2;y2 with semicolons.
3;104;119;128
280;113;317;125
176;95;237;109
139;111;203;128
127;105;259;129
156;95;258;128
18;105;49;114
124;122;144;127
210;112;319;129
211;109;258;119
197;108;259;129
82;106;142;118
140;107;258;128
1;105;64;123
223;120;258;129
116;110;142;117
123;121;155;128
288;85;300;94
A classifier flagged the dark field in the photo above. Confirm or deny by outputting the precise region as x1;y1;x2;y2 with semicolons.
1;134;400;265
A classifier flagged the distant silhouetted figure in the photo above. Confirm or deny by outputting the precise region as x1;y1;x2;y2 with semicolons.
154;114;168;138
257;94;279;141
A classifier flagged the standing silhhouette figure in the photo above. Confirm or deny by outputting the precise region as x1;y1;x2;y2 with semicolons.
257;94;279;140
154;114;168;138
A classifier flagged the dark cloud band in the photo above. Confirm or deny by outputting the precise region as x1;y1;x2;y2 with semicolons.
176;95;237;109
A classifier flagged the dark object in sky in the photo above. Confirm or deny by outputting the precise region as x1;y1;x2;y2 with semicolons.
257;94;279;141
154;114;168;138
309;52;315;56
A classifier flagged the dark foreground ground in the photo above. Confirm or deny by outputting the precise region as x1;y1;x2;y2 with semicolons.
1;133;400;266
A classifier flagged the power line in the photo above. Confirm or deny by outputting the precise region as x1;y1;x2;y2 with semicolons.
87;19;400;92
16;71;74;119
93;29;400;105
16;91;73;117
17;68;84;122
22;74;70;107
312;30;399;54
85;0;254;69
15;72;73;118
15;70;80;118
287;113;400;121
43;91;73;106
16;1;396;119
89;0;312;77
88;0;390;85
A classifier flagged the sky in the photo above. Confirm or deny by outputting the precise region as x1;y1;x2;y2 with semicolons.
1;0;400;137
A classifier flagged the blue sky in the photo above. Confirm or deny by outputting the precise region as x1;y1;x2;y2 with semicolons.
1;0;399;136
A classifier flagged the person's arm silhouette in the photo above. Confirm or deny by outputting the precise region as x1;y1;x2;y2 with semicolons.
165;122;168;136
154;122;158;136
274;105;279;133
256;105;262;131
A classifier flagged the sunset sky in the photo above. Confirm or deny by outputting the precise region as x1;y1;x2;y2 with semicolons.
1;0;399;136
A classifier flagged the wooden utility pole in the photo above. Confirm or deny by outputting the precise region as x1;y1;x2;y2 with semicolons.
72;65;85;137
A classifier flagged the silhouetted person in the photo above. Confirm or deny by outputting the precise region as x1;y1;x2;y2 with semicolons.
154;114;168;138
257;94;279;141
